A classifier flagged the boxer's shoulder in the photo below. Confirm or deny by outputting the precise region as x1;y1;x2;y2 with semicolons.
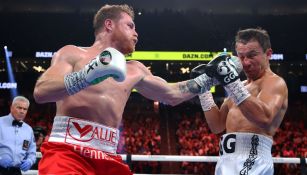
127;60;151;74
258;71;287;90
57;45;85;55
126;60;144;67
51;45;86;65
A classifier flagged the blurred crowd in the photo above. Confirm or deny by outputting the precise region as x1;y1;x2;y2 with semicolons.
120;110;162;173
176;111;219;174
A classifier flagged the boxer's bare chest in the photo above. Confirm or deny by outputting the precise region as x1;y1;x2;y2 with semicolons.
57;61;144;127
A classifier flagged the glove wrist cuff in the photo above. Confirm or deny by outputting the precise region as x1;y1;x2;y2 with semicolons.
224;79;250;105
199;91;216;111
193;74;213;93
64;69;89;95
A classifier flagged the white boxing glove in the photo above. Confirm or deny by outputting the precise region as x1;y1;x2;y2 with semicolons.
64;47;126;95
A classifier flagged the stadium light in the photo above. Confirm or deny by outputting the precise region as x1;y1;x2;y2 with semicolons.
4;46;18;99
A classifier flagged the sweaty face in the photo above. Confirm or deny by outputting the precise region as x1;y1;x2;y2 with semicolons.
11;101;29;121
235;41;271;80
111;13;138;54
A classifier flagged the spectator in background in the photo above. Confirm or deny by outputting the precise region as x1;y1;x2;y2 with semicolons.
0;96;36;175
33;126;46;152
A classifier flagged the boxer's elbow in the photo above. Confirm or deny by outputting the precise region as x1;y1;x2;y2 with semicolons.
167;100;181;106
159;100;177;107
256;117;273;130
207;122;225;134
208;127;221;134
33;78;47;103
211;127;225;134
163;97;185;106
33;87;46;104
243;104;274;130
33;78;61;103
259;107;276;129
33;84;54;104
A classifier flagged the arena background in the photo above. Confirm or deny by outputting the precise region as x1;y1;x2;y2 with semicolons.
0;0;306;174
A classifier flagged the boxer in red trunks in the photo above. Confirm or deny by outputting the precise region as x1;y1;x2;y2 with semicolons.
38;116;131;174
34;4;216;175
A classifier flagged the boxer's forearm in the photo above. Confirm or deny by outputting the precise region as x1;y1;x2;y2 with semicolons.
204;106;226;134
135;75;197;106
238;97;272;129
33;75;69;103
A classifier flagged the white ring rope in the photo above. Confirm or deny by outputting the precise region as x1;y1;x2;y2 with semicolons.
122;155;306;164
22;153;306;175
121;155;219;163
36;152;305;164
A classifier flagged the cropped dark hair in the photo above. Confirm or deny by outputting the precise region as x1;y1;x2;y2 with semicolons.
235;28;271;52
93;4;134;35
